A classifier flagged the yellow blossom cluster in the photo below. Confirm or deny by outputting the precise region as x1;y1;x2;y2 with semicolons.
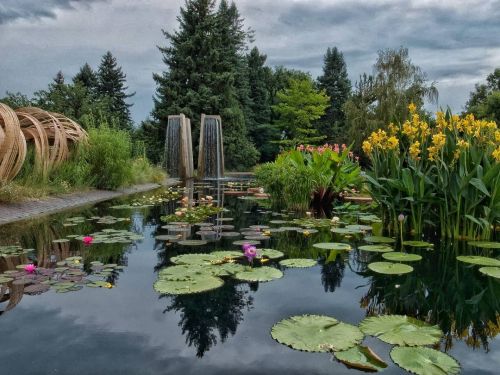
362;103;500;163
362;129;399;154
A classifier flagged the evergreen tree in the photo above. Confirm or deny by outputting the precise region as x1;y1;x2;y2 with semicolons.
273;77;330;147
150;0;259;169
73;63;98;97
97;51;134;130
317;47;351;142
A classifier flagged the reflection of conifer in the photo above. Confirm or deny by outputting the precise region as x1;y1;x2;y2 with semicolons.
163;281;253;357
320;255;345;293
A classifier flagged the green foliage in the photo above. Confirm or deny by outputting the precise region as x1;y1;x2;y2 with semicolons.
96;51;135;130
466;68;500;123
345;47;438;154
85;125;133;189
273;77;330;147
317;47;351;143
363;108;499;239
255;147;362;211
150;0;259;171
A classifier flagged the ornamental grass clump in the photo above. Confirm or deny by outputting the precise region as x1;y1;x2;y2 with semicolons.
363;104;499;239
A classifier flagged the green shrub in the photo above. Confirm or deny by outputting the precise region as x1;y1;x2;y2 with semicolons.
85;125;133;190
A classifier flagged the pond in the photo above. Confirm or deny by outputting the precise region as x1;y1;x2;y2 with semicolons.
0;180;498;374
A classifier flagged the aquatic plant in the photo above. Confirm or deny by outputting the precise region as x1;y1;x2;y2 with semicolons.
255;146;362;211
82;236;93;245
363;105;499;239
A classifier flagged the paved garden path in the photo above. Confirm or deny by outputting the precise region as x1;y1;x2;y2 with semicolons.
0;179;180;225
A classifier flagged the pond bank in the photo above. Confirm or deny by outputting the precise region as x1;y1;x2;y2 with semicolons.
0;178;180;225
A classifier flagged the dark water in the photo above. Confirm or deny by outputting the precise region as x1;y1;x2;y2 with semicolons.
0;182;498;375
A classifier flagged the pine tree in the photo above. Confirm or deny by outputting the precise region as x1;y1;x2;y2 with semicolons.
317;47;351;142
97;51;134;130
150;0;259;169
73;63;98;97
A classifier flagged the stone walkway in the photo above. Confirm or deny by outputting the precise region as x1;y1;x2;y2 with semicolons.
0;179;180;225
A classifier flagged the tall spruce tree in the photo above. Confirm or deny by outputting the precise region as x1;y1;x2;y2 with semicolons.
97;51;134;130
73;63;98;97
317;47;351;142
150;0;258;169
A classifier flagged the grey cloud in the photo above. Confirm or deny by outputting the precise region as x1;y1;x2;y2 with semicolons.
0;0;108;25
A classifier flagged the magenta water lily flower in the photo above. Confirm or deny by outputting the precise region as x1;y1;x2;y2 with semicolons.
83;236;94;245
242;243;258;263
24;264;36;274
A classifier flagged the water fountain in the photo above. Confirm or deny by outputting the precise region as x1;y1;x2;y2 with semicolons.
164;114;194;178
197;114;224;179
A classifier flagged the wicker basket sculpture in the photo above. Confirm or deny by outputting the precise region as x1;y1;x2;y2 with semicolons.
0;103;87;184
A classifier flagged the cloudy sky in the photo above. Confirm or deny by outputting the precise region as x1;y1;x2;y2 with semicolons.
1;0;499;123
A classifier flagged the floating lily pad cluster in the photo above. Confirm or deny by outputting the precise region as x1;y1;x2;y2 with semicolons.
457;246;500;279
271;313;459;374
75;229;144;244
161;204;223;224
111;189;181;209
154;249;286;295
0;256;125;295
0;245;34;258
64;215;129;226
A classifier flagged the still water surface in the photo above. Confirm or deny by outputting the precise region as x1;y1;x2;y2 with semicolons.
0;181;498;374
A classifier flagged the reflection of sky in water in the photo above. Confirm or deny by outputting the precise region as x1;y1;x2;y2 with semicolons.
0;191;498;374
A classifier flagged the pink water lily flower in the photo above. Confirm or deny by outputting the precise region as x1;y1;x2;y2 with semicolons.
243;244;258;262
24;264;36;274
83;236;94;245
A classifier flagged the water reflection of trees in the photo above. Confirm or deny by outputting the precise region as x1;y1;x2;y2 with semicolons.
357;242;500;351
320;251;346;293
161;281;254;357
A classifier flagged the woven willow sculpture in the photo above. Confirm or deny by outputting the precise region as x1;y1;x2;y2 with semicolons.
0;103;87;184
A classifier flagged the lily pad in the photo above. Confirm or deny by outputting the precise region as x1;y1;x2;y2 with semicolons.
479;266;500;279
360;315;442;346
364;236;396;244
210;250;243;260
212;262;246;276
52;239;70;243
154;274;224;295
178;240;208;246
358;245;394;253
331;227;362;235
313;242;352;251
279;258;317;268
345;224;373;231
382;252;422;262
0;276;14;283
402;240;434;248
260;248;285;259
271;315;363;352
468;241;500;249
155;235;181;241
335;345;388;372
234;266;283;282
368;262;413;275
456;256;500;267
390;346;460;375
170;253;218;265
233;240;260;246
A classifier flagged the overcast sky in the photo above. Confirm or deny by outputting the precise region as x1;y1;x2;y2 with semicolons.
1;0;499;123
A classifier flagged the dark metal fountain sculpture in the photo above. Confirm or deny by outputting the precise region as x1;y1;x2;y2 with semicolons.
164;114;194;178
197;114;224;179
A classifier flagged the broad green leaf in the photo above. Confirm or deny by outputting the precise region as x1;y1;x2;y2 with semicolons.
456;256;500;267
468;241;500;249
402;240;434;248
279;258;317;268
364;236;396;244
358;245;394;253
382;252;422;262
360;315;442;346
234;266;283;282
271;315;363;352
154;275;224;295
368;262;413;275
335;345;388;372
390;346;460;375
479;266;500;279
313;242;352;251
